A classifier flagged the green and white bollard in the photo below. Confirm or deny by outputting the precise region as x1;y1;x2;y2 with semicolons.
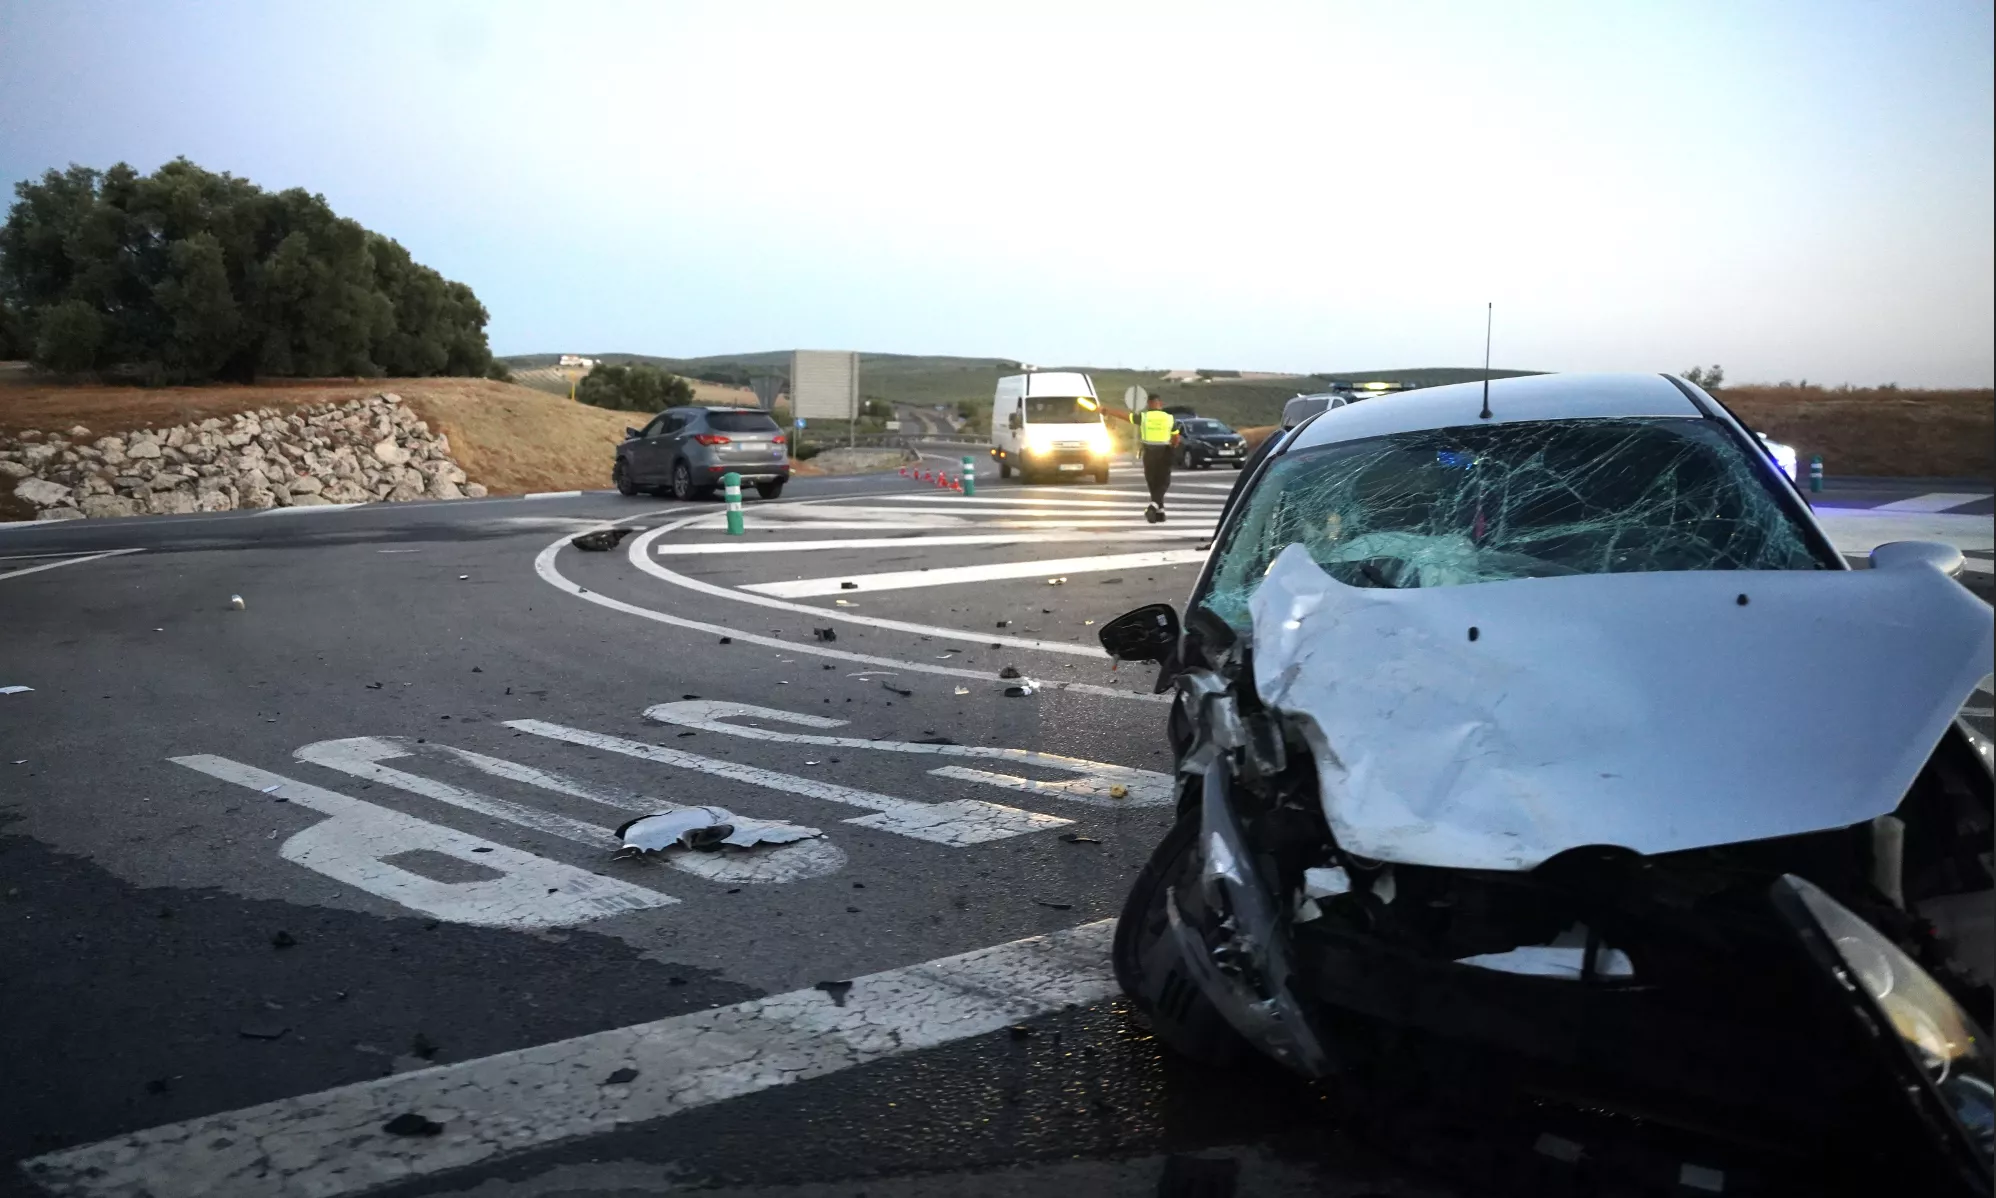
960;455;976;497
1809;455;1823;493
723;472;745;535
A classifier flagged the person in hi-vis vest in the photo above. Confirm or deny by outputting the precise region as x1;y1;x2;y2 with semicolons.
1115;393;1181;523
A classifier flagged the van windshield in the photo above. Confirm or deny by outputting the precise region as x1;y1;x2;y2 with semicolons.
1024;396;1101;424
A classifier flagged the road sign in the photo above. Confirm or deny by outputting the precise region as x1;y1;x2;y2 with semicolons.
791;350;859;421
1123;385;1148;411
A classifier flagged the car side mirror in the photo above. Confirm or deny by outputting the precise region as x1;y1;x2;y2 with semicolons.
1868;540;1964;578
1098;603;1180;662
625;427;641;440
1007;412;1023;431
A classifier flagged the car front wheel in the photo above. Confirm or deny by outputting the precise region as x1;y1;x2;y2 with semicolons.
1112;807;1249;1067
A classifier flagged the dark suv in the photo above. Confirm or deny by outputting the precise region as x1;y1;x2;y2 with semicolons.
1174;417;1248;469
614;407;790;500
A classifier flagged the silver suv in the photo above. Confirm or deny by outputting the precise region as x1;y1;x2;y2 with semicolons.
614;407;790;500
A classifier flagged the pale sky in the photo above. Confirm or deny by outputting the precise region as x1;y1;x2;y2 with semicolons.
2;1;1991;385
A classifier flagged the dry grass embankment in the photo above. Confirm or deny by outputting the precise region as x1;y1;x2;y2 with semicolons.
0;370;635;494
1719;385;1993;481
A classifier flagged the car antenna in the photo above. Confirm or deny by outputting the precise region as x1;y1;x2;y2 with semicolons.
1478;302;1494;420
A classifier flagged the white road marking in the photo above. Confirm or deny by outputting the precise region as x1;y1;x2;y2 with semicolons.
1872;492;1991;513
254;502;367;515
1811;508;1994;558
533;518;1169;703
1;685;32;695
647;701;1173;806
630;525;1120;658
523;489;584;500
170;755;676;925
742;549;1210;598
0;546;144;581
680;516;1207;533
656;528;1208;555
868;494;1224;512
507;719;1071;845
23;920;1117;1198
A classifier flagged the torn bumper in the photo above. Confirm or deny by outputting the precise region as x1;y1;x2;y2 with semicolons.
1167;766;1332;1076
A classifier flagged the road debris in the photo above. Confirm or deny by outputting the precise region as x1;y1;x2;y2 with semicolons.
813;627;837;642
1058;833;1102;845
410;1032;441;1060
381;1113;444;1137
995;620;1010;628
998;665;1022;679
834;598;854;606
238;1019;289;1041
881;681;914;697
1047;576;1067;586
229;594;245;610
1005;681;1038;697
0;686;34;695
457;575;469;580
718;636;732;644
815;980;854;1007
614;807;822;857
569;527;635;552
1009;1025;1037;1040
602;1067;639;1085
954;686;971;695
270;930;297;949
1036;899;1074;910
840;581;859;590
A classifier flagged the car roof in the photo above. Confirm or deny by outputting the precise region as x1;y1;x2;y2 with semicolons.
1284;372;1701;451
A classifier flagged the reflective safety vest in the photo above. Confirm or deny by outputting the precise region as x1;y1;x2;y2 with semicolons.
1138;408;1177;445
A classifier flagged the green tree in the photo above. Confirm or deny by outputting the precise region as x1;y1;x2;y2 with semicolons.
34;298;105;373
1683;364;1725;390
0;158;493;384
575;362;695;412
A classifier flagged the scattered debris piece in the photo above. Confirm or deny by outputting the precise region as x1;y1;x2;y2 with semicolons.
814;627;837;642
1058;833;1101;845
260;783;281;794
270;930;297;949
603;1067;639;1085
365;682;383;689
805;760;820;766
995;620;1010;628
614;807;821;857
144;1078;172;1095
1109;785;1130;800
1047;576;1067;586
998;665;1022;679
458;575;469;580
915;735;957;745
834;598;854;606
840;581;859;590
1084;619;1095;626
676;731;696;737
410;1032;440;1060
569;527;635;552
815;980;854;1007
881;681;914;697
229;594;245;610
953;686;970;695
471;666;482;673
718;636;732;645
1036;899;1073;910
1004;682;1038;697
471;846;492;852
382;1113;444;1137
238;1019;290;1041
0;686;34;695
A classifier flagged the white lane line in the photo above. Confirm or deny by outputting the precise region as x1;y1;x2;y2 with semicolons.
1873;492;1991;513
254;502;367;515
0;549;134;562
659;529;1210;556
507;719;1072;845
294;737;845;885
24;920;1116;1198
646;700;1174;806
0;546;143;581
743;548;1211;598
679;515;1215;533
760;502;1225;519
631;525;1119;658
523;489;584;500
169;755;675;925
533;515;1169;702
869;493;1223;509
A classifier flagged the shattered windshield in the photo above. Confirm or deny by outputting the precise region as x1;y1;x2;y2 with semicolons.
1198;417;1827;629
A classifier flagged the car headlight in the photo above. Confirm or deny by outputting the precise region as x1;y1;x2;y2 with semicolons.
1773;875;1993;1173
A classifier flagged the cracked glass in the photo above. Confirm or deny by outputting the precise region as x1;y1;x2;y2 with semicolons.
1199;417;1826;629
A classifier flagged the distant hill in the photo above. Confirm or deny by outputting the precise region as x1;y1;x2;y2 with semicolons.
496;351;1542;429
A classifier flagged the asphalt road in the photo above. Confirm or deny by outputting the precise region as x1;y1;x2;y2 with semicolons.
2;452;1990;1198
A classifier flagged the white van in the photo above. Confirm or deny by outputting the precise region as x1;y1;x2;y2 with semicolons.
989;371;1111;484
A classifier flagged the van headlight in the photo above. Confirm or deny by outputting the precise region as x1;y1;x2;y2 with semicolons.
1773;875;1993;1172
1023;428;1055;454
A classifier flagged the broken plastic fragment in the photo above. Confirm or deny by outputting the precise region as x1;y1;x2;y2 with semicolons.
1004;681;1038;697
815;979;854;1007
230;594;245;610
998;665;1022;679
834;598;854;606
569;527;634;552
1457;925;1635;980
381;1112;444;1137
953;686;971;695
614;807;821;855
813;627;837;641
1302;865;1350;899
1108;784;1129;799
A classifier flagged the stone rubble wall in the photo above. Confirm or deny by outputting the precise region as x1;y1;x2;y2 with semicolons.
0;392;486;521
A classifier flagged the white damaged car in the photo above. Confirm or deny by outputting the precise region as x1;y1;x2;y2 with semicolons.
1099;372;1993;1193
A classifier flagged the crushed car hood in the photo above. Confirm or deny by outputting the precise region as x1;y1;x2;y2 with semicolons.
1248;544;1994;870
